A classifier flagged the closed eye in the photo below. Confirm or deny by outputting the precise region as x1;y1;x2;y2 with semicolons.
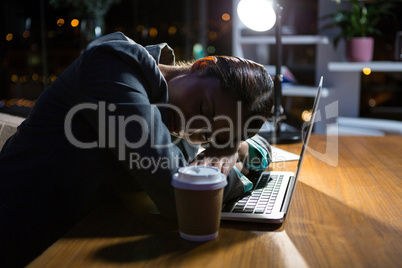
204;132;210;142
200;102;210;142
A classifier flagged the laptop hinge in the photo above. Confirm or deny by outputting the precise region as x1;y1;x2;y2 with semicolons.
280;176;295;213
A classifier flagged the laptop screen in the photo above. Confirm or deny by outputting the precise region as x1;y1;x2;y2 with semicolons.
294;76;323;180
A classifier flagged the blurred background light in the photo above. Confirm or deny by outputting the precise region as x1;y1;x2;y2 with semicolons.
25;18;32;29
369;99;376;107
221;13;230;21
208;31;217;41
193;43;204;60
149;27;158;38
363;67;371;75
32;74;39;82
301;110;312;122
95;26;102;37
237;0;276;32
71;19;79;27
56;18;65;26
11;74;18;83
168;26;177;35
207;46;216;54
136;25;144;32
6;33;13;41
22;30;30;38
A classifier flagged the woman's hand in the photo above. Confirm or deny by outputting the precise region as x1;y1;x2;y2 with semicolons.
190;146;239;176
237;141;249;163
190;141;252;176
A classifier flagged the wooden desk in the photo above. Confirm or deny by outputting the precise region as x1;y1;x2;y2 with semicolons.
28;136;402;267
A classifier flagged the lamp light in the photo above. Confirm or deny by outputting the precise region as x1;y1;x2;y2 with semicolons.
237;0;301;144
237;0;276;32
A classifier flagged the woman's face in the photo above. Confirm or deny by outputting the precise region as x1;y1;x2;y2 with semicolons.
167;73;242;145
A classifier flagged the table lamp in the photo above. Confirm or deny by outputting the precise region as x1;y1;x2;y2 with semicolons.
237;0;301;144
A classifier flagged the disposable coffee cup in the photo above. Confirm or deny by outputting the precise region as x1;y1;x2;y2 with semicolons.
172;166;227;242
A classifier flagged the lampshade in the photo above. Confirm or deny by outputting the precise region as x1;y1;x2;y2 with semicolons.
237;0;276;32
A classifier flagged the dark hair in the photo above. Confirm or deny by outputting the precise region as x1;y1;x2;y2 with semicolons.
202;56;274;140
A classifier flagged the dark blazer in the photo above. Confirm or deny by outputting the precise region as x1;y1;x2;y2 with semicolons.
0;32;244;267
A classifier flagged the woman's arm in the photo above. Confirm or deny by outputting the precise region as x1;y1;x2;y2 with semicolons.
190;145;239;176
77;41;185;218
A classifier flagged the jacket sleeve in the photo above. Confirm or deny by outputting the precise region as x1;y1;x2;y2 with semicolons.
223;169;245;202
74;40;184;218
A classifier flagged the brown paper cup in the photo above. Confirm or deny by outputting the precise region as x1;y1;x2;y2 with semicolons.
174;188;224;241
172;166;227;242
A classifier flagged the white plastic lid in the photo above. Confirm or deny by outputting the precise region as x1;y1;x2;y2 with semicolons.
172;166;227;191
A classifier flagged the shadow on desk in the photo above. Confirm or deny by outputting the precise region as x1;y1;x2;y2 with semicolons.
284;181;401;268
60;193;283;265
33;177;400;268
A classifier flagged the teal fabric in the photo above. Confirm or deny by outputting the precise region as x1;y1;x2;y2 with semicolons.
244;135;271;171
173;135;271;193
235;134;272;192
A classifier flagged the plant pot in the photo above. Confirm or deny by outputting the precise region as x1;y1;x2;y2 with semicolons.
345;37;374;62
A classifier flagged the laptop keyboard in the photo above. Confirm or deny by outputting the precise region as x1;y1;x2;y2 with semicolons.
222;174;284;214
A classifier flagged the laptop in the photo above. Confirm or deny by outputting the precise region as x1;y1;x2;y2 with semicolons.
221;77;323;223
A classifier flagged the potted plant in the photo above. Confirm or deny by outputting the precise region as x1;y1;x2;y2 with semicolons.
322;0;393;62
